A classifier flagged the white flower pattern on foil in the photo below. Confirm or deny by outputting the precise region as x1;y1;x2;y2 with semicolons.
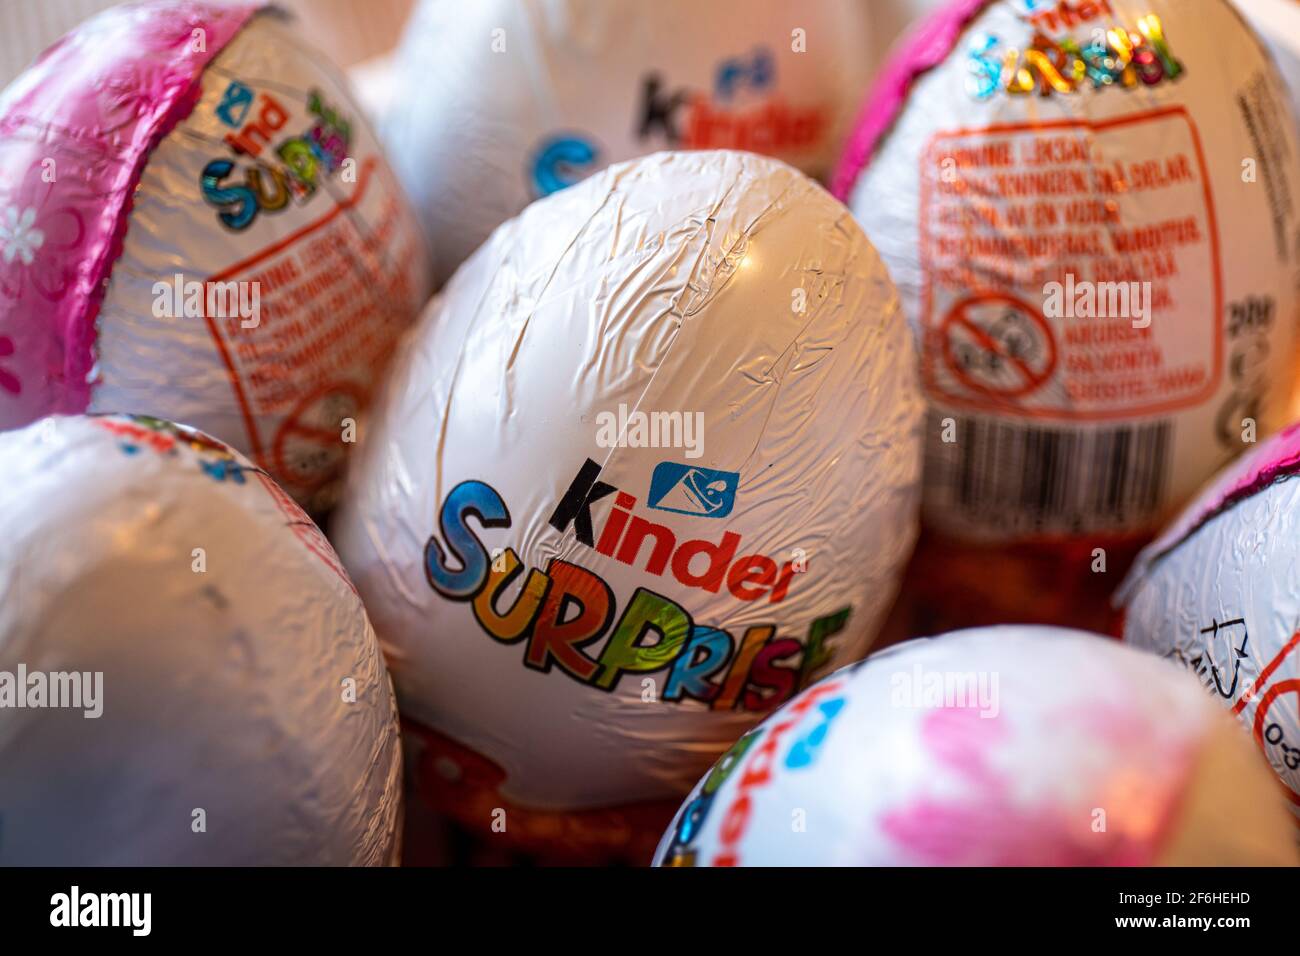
0;206;45;266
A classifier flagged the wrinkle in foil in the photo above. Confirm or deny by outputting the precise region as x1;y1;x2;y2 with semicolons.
0;414;402;865
333;149;923;810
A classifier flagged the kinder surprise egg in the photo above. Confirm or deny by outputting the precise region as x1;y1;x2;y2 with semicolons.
331;150;922;853
655;626;1297;865
0;414;402;865
383;0;877;285
0;1;431;509
833;0;1300;544
1119;421;1300;828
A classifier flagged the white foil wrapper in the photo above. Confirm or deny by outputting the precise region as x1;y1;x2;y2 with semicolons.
0;414;402;865
0;3;431;510
1233;0;1300;120
1120;420;1300;829
332;150;923;810
383;0;878;286
655;626;1296;865
838;0;1300;543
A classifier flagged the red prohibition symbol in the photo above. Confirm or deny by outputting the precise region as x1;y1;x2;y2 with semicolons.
272;380;368;492
940;292;1058;400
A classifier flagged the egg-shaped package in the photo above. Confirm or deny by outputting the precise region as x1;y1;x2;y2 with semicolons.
0;414;402;865
836;0;1300;543
1119;421;1300;828
655;626;1296;865
0;1;431;511
332;149;923;859
831;0;1300;634
383;0;879;286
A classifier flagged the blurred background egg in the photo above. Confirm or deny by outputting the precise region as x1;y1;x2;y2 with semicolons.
1120;420;1300;832
656;626;1297;865
833;0;1300;638
380;0;903;286
0;1;431;510
332;149;922;861
0;414;402;864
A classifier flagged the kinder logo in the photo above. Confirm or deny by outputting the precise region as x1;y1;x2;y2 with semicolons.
528;47;824;196
639;46;826;153
647;462;738;519
549;459;788;601
420;460;843;714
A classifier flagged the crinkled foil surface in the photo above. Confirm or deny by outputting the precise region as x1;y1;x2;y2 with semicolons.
654;626;1295;865
0;2;430;507
0;414;402;864
844;0;1300;542
1121;421;1300;828
384;0;876;285
333;150;923;809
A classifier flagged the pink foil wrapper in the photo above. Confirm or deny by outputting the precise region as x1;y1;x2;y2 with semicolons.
0;1;258;417
830;0;987;202
0;1;431;508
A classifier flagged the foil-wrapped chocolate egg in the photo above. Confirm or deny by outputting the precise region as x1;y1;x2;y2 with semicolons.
834;0;1300;544
383;0;879;285
1120;420;1300;829
0;1;431;509
0;414;402;864
655;626;1296;865
332;150;922;856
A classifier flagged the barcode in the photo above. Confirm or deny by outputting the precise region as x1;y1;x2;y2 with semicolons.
926;414;1172;535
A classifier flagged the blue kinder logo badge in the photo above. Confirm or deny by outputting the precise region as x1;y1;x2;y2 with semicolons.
216;81;254;128
647;463;739;519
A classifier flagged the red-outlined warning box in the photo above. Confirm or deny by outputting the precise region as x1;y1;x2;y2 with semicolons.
917;106;1223;420
199;157;421;494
